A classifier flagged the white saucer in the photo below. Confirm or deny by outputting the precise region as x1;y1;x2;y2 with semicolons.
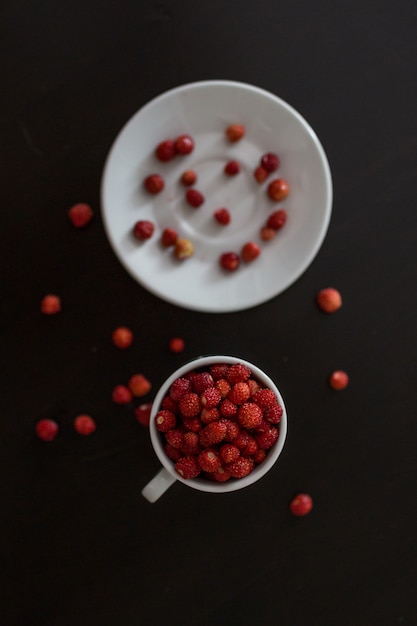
101;80;332;313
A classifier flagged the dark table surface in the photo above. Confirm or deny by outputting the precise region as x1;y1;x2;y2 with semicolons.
2;1;417;625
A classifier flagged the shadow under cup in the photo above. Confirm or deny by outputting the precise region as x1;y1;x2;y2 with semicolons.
142;355;288;501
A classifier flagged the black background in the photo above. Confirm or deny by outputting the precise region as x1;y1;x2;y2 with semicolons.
2;1;417;625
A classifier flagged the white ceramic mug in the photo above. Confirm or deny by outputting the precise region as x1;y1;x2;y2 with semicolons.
142;355;287;502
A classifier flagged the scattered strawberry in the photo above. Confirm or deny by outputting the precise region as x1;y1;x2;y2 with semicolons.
191;372;214;394
155;409;176;432
241;242;260;262
226;363;251;384
329;370;349;390
170;377;192;402
256;426;279;450
111;326;133;348
155;139;176;162
128;374;151;397
175;456;201;479
289;493;313;516
161;228;178;247
252;388;277;410
185;188;205;208
68;203;94;228
228;382;250;405
200;387;222;408
169;337;185;353
268;178;290;201
260;226;276;241
219;443;240;464
198;449;222;472
219;252;240;272
316;287;342;313
175;134;194;155
215;378;231;398
179;392;201;417
144;174;164;194
261;153;280;172
133;220;155;240
267;209;287;230
201;407;220;424
224;160;240;176
181;170;197;186
35;419;59;442
135;403;152;427
225;457;254;478
174;238;194;259
40;294;61;315
214;208;231;225
254;166;268;183
112;385;133;405
237;403;263;429
225;124;245;142
74;414;96;435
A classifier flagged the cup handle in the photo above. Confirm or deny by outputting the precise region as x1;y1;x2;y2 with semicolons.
142;467;176;502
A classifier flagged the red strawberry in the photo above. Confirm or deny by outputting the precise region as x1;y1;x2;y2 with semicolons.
264;403;283;424
181;416;203;432
215;378;231;398
111;326;133;348
181;170;197;186
252;388;277;410
225;457;254;478
254;166;268;183
175;456;201;479
185;188;205;208
256;426;279;450
224;160;240;176
228;382;250;405
161;228;178;247
200;407;220;424
267;209;287;230
165;429;183;449
155;409;176;432
182;432;200;456
247;378;260;396
290;493;313;516
225;124;245;142
267;178;290;201
35;419;59;442
210;364;229;380
133;220;155;240
316;287;342;313
219;252;240;272
200;421;227;446
112;385;133;405
329;370;349;390
175;134;194;155
260;226;276;241
128;374;151;397
241;242;260;263
226;363;251;384
237;403;263;429
169;377;192;402
253;448;266;464
40;294;61;315
179;392;200;417
161;396;179;413
219;399;238;419
155;139;176;162
200;387;221;408
261;152;280;172
219;444;240;464
191;372;214;394
68;203;94;228
198;449;222;472
214;208;231;225
74;414;96;435
164;443;182;462
144;174;164;194
168;337;185;352
134;403;152;427
221;419;240;442
211;468;231;482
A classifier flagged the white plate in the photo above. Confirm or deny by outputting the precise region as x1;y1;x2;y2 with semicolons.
101;80;332;313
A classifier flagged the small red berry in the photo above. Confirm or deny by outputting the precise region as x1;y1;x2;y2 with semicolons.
182;432;200;456
256;426;279;450
200;421;227;446
169;377;192;402
174;238;194;259
267;209;287;230
226;363;251;384
264;403;283;424
161;227;178;247
329;370;349;390
224;160;240;176
253;449;266;464
175;134;194;155
219;252;240;272
200;387;222;408
134;403;152;427
241;242;261;263
144;174;164;194
200;407;220;424
133;220;155;240
214;208;231;225
155;139;176;162
268;178;290;201
198;449;222;472
260;226;276;241
220;443;240;464
247;378;260;396
74;414;96;435
181;170;197;186
111;326;133;348
40;294;61;315
252;388;277;410
179;392;201;418
191;372;214;394
210;364;229;380
215;378;231;398
290;493;313;516
182;416;203;432
68;203;94;228
254;166;269;183
219;398;238;419
222;419;240;442
211;468;231;482
227;382;250;405
164;443;182;462
316;288;343;313
155;409;177;432
175;456;201;479
169;337;185;353
35;419;58;442
225;124;245;142
112;385;133;405
261;153;280;172
165;429;183;449
128;374;152;397
237;403;263;429
185;188;204;208
162;396;179;412
226;457;254;478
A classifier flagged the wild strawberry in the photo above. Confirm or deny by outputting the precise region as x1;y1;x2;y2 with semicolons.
181;170;197;186
200;387;221;408
241;242;260;262
224;160;240;176
161;228;178;247
201;407;220;424
182;416;203;432
254;419;270;434
261;152;280;172
155;139;176;162
179;392;200;417
169;377;192;402
112;385;133;405
174;238;194;259
68;202;94;228
228;382;250;405
165;428;183;449
144;174;164;194
161;396;179;413
219;398;238;419
254;166;268;183
219;252;240;272
268;178;290;201
267;209;287;230
237;403;263;429
222;419;240;442
264;403;283;424
175;134;194;155
225;123;245;142
40;294;61;315
200;421;227;446
175;456;201;479
128;374;151;397
260;226;276;241
256;426;279;450
226;363;251;385
329;370;349;390
247;378;260;396
164;443;182;462
155;409;176;432
74;414;96;435
316;288;342;313
133;220;155;240
211;468;231;482
111;326;133;348
35;419;58;441
253;448;266;464
182;432;200;456
191;372;214;394
134;403;152;427
210;364;229;380
290;493;313;516
252;388;277;410
215;378;231;398
185;188;204;208
240;436;258;456
198;449;222;472
169;337;185;352
214;208;231;225
219;443;240;464
225;457;254;478
233;431;256;454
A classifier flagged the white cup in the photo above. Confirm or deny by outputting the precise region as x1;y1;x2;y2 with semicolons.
142;355;287;502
